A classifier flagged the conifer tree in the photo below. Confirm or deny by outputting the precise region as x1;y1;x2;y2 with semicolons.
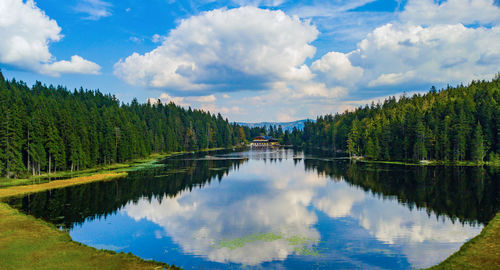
471;122;486;162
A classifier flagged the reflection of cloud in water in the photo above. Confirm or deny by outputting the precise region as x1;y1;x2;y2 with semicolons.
353;198;482;268
124;158;482;268
124;165;320;265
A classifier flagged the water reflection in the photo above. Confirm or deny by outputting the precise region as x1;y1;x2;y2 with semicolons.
8;149;499;269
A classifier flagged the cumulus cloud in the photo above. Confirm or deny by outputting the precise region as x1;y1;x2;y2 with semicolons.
351;23;500;86
0;0;101;76
401;0;500;25
75;0;112;20
316;0;500;90
311;51;363;86
41;55;101;76
193;94;216;103
114;6;318;92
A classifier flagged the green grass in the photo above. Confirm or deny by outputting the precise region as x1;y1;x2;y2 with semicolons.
0;148;230;189
0;147;238;269
0;202;179;270
427;213;500;270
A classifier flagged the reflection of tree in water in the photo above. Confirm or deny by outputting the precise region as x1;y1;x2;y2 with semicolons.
304;160;500;225
8;158;247;230
9;151;499;230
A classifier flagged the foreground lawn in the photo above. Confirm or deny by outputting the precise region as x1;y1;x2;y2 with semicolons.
0;203;178;270
428;213;500;270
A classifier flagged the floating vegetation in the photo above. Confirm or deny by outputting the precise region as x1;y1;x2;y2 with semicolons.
217;233;283;250
215;233;319;252
124;162;166;172
294;247;320;257
286;235;310;245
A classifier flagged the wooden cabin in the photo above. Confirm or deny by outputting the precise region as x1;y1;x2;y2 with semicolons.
250;136;279;147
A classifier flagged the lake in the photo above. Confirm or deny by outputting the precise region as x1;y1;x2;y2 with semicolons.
7;148;500;269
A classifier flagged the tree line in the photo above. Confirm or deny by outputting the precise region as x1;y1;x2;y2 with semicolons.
290;76;499;162
0;72;247;178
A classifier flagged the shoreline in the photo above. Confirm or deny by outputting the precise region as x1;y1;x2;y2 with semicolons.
426;213;500;269
0;148;233;270
0;148;498;269
354;158;500;167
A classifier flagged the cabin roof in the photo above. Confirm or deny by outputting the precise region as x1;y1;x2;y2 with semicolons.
253;135;278;142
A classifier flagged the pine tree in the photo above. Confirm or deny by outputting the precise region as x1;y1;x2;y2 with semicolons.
471;122;486;162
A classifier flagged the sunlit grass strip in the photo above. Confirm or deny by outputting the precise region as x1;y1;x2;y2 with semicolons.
0;173;127;200
427;213;500;270
0;202;177;270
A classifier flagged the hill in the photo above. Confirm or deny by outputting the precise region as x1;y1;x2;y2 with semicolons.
236;119;313;132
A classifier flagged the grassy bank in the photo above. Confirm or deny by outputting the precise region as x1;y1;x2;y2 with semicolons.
0;153;171;189
428;213;500;270
0;153;183;269
0;173;127;200
0;202;177;270
0;148;231;189
0;148;235;269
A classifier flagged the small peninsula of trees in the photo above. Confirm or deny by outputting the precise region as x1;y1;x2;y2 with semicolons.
0;71;247;178
293;76;500;163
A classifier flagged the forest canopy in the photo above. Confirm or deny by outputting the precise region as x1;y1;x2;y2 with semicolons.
0;71;248;178
290;76;500;162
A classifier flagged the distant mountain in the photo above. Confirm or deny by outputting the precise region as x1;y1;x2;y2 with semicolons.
236;119;313;132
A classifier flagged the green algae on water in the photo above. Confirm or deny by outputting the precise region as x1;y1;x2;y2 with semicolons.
217;233;283;250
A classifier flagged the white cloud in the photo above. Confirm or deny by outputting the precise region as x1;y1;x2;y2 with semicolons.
151;34;165;43
311;51;363;85
312;0;500;90
193;94;216;103
42;55;101;76
0;0;101;76
114;6;318;92
401;0;500;26
149;93;188;106
75;0;112;20
350;23;500;86
368;71;416;87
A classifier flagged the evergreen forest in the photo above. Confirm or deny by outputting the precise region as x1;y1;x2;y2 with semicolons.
0;72;248;178
288;76;500;162
1;72;499;178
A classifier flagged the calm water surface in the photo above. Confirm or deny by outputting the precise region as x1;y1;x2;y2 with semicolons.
8;149;500;269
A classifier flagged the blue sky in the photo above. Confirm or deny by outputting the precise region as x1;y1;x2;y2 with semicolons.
1;0;499;122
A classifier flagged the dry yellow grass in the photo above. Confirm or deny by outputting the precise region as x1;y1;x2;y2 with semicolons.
0;172;127;199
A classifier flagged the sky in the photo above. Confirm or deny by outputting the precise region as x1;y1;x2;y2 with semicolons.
0;0;499;122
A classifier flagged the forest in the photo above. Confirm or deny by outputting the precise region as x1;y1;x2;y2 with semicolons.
285;76;500;162
0;71;249;178
1;71;498;178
